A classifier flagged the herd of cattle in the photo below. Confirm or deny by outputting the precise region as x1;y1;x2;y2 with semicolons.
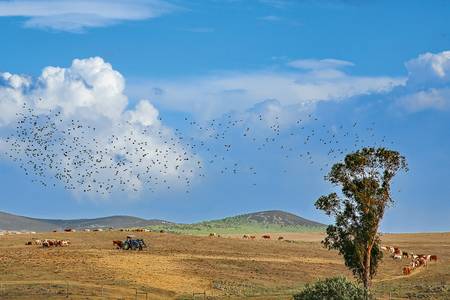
26;239;71;247
243;234;285;240
207;233;287;241
381;245;438;275
25;237;148;250
21;235;439;277
208;233;285;240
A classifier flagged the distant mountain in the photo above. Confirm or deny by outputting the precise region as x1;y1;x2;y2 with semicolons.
0;211;56;232
212;210;325;227
0;211;171;232
146;210;325;235
37;216;172;230
0;210;324;233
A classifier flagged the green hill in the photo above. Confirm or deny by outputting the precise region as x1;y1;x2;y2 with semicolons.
0;210;325;234
147;210;325;235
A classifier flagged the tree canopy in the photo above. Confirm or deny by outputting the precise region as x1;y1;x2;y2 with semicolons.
315;147;407;289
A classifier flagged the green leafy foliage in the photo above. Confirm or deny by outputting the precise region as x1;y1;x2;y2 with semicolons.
315;147;407;288
293;276;372;300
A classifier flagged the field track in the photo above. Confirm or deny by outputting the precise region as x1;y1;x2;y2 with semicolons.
0;231;448;299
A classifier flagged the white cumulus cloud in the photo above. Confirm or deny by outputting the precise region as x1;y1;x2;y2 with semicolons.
0;57;197;196
396;50;450;112
405;51;450;87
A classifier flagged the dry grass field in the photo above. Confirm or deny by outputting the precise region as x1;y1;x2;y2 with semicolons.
0;231;448;299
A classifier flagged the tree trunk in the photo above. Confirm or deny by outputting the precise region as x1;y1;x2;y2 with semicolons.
363;246;372;289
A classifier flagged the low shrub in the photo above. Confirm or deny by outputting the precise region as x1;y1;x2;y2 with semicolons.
293;276;371;300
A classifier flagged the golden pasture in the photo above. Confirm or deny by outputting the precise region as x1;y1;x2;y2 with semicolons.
0;231;448;299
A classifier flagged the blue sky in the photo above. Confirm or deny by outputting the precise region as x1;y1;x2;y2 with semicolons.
0;0;449;232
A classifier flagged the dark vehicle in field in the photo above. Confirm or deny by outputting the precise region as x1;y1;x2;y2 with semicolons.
113;235;147;251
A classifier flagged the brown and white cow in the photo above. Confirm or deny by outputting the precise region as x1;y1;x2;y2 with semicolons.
393;253;402;260
392;248;402;260
402;266;412;275
60;240;70;246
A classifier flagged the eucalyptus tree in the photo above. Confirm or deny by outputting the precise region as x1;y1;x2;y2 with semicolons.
315;147;408;289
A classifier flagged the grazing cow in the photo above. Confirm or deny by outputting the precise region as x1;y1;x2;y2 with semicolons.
402;251;409;258
25;241;32;245
209;233;217;237
278;236;284;240
393;253;402;260
392;247;402;260
419;257;428;267
402;266;412;275
262;235;271;239
242;235;249;239
41;239;59;247
250;236;256;240
60;240;70;246
430;255;438;262
417;254;427;262
113;240;124;249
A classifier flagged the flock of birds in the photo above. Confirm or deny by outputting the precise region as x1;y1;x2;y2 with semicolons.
2;102;395;195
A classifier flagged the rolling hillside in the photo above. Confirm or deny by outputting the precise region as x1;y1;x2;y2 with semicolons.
0;210;325;233
147;210;326;235
0;211;56;232
0;211;171;232
220;210;324;227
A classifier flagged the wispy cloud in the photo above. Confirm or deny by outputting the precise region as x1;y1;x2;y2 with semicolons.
259;15;282;22
0;0;177;32
287;58;354;70
396;88;450;113
179;27;215;33
258;0;291;8
258;14;302;27
127;59;403;120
